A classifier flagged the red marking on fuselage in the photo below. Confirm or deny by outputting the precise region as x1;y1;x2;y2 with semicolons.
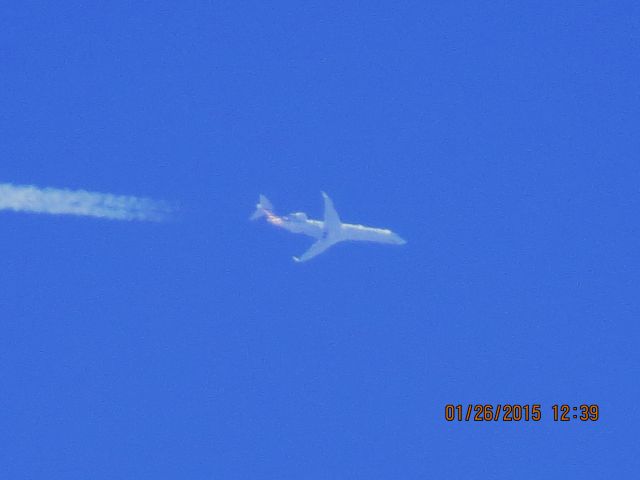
266;211;283;226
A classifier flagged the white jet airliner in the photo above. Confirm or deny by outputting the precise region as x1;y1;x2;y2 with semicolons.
250;192;406;262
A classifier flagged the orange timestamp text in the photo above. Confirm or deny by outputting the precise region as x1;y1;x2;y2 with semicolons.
444;404;600;422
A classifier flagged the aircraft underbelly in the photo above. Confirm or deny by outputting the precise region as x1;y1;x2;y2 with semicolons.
342;224;403;244
281;221;323;238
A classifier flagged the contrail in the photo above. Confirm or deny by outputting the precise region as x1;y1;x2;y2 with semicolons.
0;183;172;221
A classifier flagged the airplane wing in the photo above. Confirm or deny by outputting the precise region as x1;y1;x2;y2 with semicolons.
293;238;335;263
321;192;342;236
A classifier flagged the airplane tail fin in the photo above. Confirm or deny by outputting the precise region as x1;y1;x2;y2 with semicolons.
249;194;274;220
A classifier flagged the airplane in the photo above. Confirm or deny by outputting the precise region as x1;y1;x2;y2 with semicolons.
250;192;406;262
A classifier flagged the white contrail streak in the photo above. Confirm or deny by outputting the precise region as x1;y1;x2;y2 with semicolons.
0;183;172;221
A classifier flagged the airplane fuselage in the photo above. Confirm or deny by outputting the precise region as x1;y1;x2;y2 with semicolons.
269;212;406;245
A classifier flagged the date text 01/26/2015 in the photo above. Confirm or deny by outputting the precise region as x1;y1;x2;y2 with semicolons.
444;404;599;422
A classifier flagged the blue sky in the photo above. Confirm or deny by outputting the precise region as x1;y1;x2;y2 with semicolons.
1;2;639;478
